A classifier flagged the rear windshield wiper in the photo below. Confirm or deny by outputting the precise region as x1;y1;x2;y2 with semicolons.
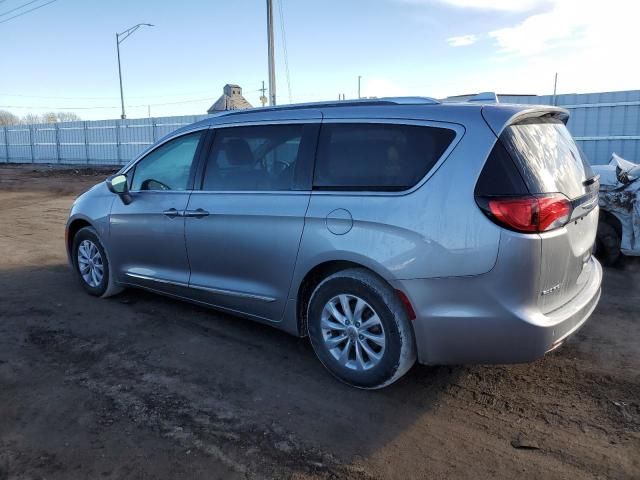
583;174;600;187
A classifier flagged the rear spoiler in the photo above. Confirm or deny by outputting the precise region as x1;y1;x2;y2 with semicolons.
481;105;570;138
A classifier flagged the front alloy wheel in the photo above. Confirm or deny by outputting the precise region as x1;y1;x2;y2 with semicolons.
77;239;104;288
72;226;121;297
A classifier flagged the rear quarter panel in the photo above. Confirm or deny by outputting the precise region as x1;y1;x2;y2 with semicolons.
290;109;504;300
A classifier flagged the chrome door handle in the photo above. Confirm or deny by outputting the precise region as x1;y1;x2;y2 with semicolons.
163;208;182;218
184;208;210;218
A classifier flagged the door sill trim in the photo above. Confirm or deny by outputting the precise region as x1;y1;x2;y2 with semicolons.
124;272;189;288
189;283;277;303
123;272;276;303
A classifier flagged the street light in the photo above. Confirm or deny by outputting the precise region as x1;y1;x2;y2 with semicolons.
116;23;154;119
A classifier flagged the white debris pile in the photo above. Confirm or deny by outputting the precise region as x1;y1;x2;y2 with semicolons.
592;153;640;255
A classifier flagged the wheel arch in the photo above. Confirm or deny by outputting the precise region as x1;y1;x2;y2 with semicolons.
295;258;392;337
599;209;623;239
66;217;94;260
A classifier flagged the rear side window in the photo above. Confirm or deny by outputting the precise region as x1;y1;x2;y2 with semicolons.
500;117;595;199
474;140;529;196
313;123;456;191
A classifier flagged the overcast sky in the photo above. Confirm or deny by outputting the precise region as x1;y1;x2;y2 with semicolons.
1;0;638;120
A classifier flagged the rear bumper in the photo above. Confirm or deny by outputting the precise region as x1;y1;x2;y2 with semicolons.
393;257;602;365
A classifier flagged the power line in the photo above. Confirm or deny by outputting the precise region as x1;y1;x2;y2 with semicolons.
0;0;57;25
277;0;292;104
0;0;42;17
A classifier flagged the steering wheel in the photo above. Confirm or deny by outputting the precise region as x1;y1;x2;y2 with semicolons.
141;178;171;191
272;159;290;175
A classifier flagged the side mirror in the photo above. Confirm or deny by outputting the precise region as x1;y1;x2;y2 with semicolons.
106;174;132;204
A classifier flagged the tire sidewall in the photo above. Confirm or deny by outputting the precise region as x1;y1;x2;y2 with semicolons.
307;273;407;389
72;227;110;297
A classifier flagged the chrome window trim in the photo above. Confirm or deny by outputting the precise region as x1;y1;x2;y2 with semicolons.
189;190;309;196
310;118;465;197
119;118;463;197
195;117;463;196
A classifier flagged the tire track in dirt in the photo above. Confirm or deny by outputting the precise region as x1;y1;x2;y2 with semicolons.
25;326;373;480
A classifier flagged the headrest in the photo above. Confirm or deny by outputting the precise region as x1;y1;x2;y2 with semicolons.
224;138;254;166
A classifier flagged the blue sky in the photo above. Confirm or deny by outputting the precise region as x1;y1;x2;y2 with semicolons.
1;0;637;120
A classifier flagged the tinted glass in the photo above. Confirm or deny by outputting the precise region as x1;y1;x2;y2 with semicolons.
203;124;304;191
501;117;595;199
313;123;456;191
130;131;203;191
475;140;529;196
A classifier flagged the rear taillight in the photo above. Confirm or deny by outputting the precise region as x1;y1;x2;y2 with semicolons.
477;193;572;233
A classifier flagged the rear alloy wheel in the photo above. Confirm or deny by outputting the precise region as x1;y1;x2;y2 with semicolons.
321;294;387;371
72;226;121;297
307;268;416;389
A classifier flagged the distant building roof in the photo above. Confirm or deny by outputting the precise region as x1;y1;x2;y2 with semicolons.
207;84;252;114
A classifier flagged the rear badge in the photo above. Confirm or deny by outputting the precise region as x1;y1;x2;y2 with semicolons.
542;283;561;296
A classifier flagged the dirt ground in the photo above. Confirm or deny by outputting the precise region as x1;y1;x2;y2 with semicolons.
0;164;638;480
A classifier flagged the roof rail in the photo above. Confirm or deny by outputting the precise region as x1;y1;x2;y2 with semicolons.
217;96;440;117
468;92;499;103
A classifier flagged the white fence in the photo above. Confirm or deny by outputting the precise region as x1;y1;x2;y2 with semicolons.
0;114;208;166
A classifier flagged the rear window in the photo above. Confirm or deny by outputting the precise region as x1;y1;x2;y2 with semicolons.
313;123;456;191
500;117;595;199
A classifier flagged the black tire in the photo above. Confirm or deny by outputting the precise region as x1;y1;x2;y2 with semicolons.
71;226;121;298
307;268;416;389
594;221;621;267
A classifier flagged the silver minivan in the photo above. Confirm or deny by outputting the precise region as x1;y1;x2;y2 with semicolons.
66;97;603;389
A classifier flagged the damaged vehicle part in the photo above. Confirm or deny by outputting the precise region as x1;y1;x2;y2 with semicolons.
592;153;640;265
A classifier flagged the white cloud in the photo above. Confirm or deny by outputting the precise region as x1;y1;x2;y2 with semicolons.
401;0;549;12
463;0;640;95
447;34;478;47
488;0;640;57
393;0;639;96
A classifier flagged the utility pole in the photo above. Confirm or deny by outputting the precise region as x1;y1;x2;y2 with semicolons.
266;0;277;106
259;80;268;107
552;72;558;106
358;75;362;99
116;34;125;119
116;23;154;119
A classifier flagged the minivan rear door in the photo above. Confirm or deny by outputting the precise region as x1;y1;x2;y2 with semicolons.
496;114;599;313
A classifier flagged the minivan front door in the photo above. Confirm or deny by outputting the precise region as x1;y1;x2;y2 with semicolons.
184;121;319;322
109;130;206;292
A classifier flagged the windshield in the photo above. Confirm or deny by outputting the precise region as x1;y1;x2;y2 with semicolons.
501;117;595;199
